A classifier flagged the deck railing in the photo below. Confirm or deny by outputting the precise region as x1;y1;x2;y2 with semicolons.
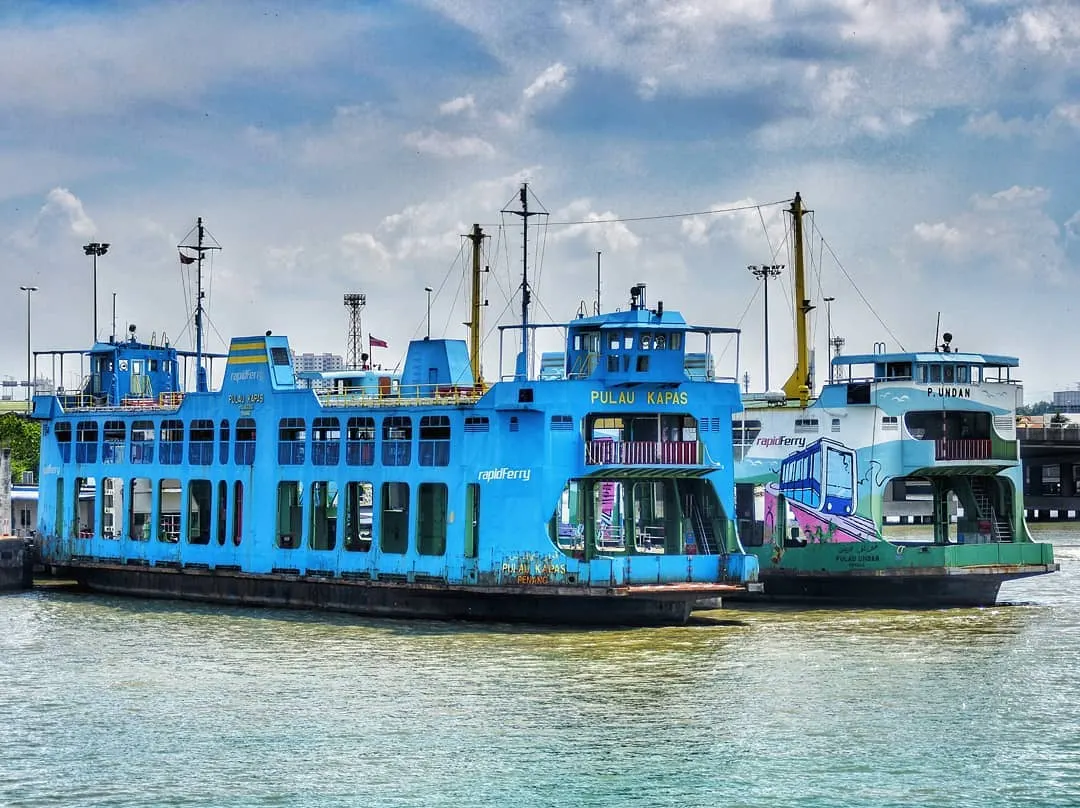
935;438;992;461
585;440;700;466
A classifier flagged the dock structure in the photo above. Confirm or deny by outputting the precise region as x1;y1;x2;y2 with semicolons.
1;447;32;591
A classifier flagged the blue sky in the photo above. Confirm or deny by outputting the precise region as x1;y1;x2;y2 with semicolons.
1;0;1078;401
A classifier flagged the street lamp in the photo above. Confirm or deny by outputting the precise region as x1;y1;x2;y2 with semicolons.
424;286;433;340
83;242;109;342
823;296;835;382
748;264;784;391
19;285;38;413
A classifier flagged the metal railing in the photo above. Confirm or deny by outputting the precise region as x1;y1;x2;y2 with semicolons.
935;438;992;461
584;440;700;465
317;384;484;408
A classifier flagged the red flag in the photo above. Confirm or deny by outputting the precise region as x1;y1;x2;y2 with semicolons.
369;334;388;349
179;250;196;265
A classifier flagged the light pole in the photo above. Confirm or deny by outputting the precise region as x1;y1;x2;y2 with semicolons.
424;286;433;340
19;285;38;413
823;296;835;383
83;242;109;342
748;264;784;391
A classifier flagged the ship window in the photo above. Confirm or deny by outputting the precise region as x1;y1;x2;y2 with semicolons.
160;419;184;465
636;355;649;372
187;480;212;544
382;416;412;466
640;333;652;350
929;365;942;383
344;481;373;551
232;481;244;544
101;477;123;539
518;388;534;403
464;416;489;433
309;481;338;551
103;420;126;465
129;477;151;541
380;482;410;554
158;478;181;542
671;333;681;350
631;481;666;553
271;347;290;366
75;421;98;463
551;415;574;431
312;417;341;466
417;482;448;556
607;332;619;350
72;477;94;538
235;418;257;465
419;415;451;467
129;420;154;464
149;359;159;372
189;419;214;466
219;419;230;465
509;416;519;433
54;422;72;461
346;416;375;466
623;334;633;350
732;419;762;445
956;365;970;383
917;365;928;384
607;355;619;372
278;418;306;465
794;418;819;433
216;480;227;545
275;482;303;549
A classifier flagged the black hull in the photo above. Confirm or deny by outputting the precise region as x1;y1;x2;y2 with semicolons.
50;564;723;626
729;571;1019;608
0;538;32;592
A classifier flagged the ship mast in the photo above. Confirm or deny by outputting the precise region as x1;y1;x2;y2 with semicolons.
503;184;542;381
465;224;487;386
781;192;813;405
178;217;221;392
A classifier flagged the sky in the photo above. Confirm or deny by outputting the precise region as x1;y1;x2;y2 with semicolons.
1;0;1078;403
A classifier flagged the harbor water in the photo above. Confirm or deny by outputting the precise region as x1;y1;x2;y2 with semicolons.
2;525;1078;808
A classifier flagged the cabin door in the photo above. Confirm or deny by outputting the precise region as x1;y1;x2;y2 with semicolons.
462;482;480;582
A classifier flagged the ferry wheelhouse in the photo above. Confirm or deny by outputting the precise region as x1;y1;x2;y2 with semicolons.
32;210;760;625
731;193;1056;606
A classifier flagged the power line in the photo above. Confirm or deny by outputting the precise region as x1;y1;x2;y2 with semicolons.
477;198;792;228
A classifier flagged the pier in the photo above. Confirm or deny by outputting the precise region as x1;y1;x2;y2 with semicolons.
1017;424;1080;521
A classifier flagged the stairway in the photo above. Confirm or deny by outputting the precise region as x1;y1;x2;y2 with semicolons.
692;508;716;555
970;477;1014;542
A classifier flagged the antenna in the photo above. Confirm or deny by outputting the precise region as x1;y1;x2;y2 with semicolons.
178;217;221;392
343;293;366;369
502;184;546;380
595;251;602;315
934;312;941;352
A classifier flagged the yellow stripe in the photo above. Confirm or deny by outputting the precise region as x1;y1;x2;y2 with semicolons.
227;355;267;365
230;340;266;351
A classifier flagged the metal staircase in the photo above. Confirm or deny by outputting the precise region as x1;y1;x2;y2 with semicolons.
970;477;1013;542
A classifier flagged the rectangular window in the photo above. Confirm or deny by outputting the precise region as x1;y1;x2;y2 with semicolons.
464;416;489;433
309;481;338;551
76;421;99;463
943;364;955;383
235;418;256;465
344;481;373;551
417;483;448;556
100;477;123;538
346;416;376;465
278;418;306;465
129;477;152;541
131;420;155;464
72;477;94;538
382;416;412;466
219;419;231;465
312;417;341;466
276;482;303;548
216;480;227;545
380;482;410;554
187;480;212;544
929;365;942;383
160;419;184;465
102;420;126;465
55;422;72;462
271;347;290;365
158;478;181;542
189;419;215;465
551;415;574;431
636;355;650;372
419;415;451;466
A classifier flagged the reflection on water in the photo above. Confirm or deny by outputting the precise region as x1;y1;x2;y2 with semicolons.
2;528;1079;807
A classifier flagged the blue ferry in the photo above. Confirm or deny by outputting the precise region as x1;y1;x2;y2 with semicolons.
31;208;761;625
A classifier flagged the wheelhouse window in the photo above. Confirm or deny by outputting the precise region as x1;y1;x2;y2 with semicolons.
346;416;376;466
188;419;214;465
312;417;341;466
160;419;184;465
131;420;154;464
278;418;306;465
419;415;451;467
218;419;230;465
235;418;256;465
382;416;412;466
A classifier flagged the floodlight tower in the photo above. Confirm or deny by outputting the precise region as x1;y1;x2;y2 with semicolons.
344;293;367;370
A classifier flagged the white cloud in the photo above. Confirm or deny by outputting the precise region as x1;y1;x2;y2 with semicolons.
439;94;476;116
39;187;97;239
963;102;1080;140
549;199;642;252
523;62;570;101
403;130;496;158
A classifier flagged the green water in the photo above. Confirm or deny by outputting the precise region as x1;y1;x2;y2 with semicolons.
2;525;1078;808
